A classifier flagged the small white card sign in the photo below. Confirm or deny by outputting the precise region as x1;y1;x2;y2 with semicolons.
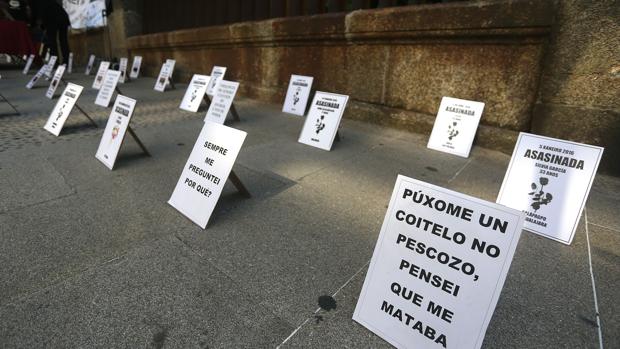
44;56;57;78
204;80;239;124
282;74;313;116
45;64;66;99
298;91;348;151
44;49;50;62
154;59;175;92
92;61;110;89
168;121;247;228
85;54;96;75
206;66;226;96
427;97;485;158
354;175;524;349
95;95;137;170
129;56;142;79
118;57;128;83
497;133;603;244
95;70;121;107
180;74;210;112
22;54;35;74
43;83;84;136
67;52;73;74
26;65;47;89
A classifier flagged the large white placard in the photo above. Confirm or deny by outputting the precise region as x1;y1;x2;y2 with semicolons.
67;52;73;74
496;133;603;244
22;54;35;74
206;66;226;96
92;61;110;89
95;95;137;170
354;175;524;349
427;97;485;158
168;121;247;228
95;70;121;107
154;59;175;92
85;54;96;75
45;65;66;99
298;91;348;151
44;56;57;78
129;56;142;79
204;80;239;124
26;65;47;89
282;74;313;116
118;57;128;83
180;74;210;112
43;83;84;136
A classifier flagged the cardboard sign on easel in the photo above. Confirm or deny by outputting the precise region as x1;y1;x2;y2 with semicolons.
129;56;142;79
204;80;239;124
154;59;176;92
22;54;35;75
496;133;604;245
298;91;348;151
282;74;314;116
180;74;211;112
168;121;249;228
206;66;226;96
427;97;485;158
67;53;73;74
85;54;96;75
118;57;128;83
95;70;122;107
92;61;110;89
43;83;85;136
354;175;524;349
45;65;66;99
26;65;47;89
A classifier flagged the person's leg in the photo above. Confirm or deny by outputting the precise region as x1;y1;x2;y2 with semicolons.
45;24;59;60
58;24;69;65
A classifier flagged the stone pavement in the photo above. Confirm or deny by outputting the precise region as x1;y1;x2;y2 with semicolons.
0;68;618;348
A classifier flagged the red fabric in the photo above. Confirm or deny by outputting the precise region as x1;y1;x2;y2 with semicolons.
0;20;36;55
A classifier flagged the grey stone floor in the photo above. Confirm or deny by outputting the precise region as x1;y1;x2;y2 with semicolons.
0;69;618;348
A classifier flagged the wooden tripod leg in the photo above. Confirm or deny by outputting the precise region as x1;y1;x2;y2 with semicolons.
127;126;151;157
74;103;98;127
202;95;211;108
229;103;241;122
335;131;341;142
228;170;251;198
0;93;20;116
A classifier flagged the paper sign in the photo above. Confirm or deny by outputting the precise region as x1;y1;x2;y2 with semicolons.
118;57;128;83
43;83;84;136
168;121;247;228
67;52;73;74
427;97;485;158
95;95;137;170
204;80;239;124
282;74;314;116
298;91;348;151
496;133;603;244
26;65;47;89
354;175;524;349
44;56;57;78
95;70;121;107
22;54;35;74
180;74;210;112
129;56;142;79
85;54;96;75
154;59;175;92
206;66;226;96
92;61;110;89
45;65;66;99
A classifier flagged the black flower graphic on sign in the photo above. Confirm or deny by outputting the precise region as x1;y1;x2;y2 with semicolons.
528;177;553;212
448;121;459;140
315;115;326;134
293;87;301;105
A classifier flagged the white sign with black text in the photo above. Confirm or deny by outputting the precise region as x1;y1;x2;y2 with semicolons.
298;91;348;151
95;95;137;170
22;54;35;74
118;57;128;83
354;175;524;349
44;56;57;78
85;54;96;75
92;61;110;89
206;66;226;96
427;97;485;158
45;64;66;99
180;74;210;112
168;121;247;228
95;70;121;107
129;56;142;79
43;83;84;136
154;59;175;92
26;65;47;89
204;80;239;124
282;74;313;116
496;133;603;244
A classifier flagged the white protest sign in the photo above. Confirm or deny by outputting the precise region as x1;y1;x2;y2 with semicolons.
45;65;66;99
168;121;247;228
26;65;47;89
298;91;348;151
92;61;110;89
282;74;313;116
44;49;50;62
95;70;121;107
206;66;226;96
67;52;73;73
129;56;142;79
118;57;128;83
154;59;175;92
44;56;57;79
204;80;239;124
180;74;210;112
22;54;35;74
497;133;603;245
427;97;485;158
85;54;96;75
354;175;524;349
43;83;84;136
95;95;137;170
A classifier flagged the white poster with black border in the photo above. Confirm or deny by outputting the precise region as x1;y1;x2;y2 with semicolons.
282;74;313;116
92;61;110;89
22;54;35;74
95;95;137;170
168;121;247;228
427;97;485;158
154;60;174;92
44;56;57;79
67;52;73;73
298;91;348;151
95;70;121;107
26;65;47;89
43;83;84;136
204;80;239;124
129;56;142;79
206;66;226;96
118;57;128;83
180;74;210;112
496;133;603;245
353;175;524;349
85;54;96;75
45;64;66;99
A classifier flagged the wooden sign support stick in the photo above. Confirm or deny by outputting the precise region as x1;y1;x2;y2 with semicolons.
228;170;251;198
0;93;20;116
